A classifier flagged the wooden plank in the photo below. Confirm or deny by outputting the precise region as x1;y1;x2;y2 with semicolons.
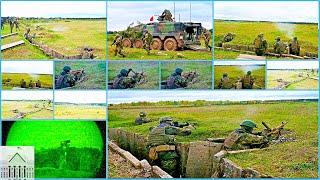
1;32;18;38
236;54;266;60
1;40;25;51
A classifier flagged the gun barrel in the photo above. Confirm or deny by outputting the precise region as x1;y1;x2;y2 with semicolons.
262;121;271;130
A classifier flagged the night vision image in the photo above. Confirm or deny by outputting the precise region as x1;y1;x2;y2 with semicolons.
2;121;106;178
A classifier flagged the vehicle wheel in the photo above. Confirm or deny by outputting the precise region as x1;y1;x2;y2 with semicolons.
133;39;143;48
164;38;178;51
151;38;163;50
122;38;132;48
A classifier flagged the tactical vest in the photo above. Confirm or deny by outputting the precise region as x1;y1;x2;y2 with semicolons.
56;74;67;89
148;127;170;147
112;75;124;89
279;41;286;52
254;37;263;49
243;75;252;88
135;117;143;125
221;77;233;89
291;40;298;50
224;129;244;148
167;74;177;89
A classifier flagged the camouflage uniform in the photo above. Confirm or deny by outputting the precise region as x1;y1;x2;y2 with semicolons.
112;69;137;89
222;33;234;43
242;71;254;89
274;36;286;56
36;80;41;88
143;30;153;55
56;66;76;89
218;73;234;89
224;120;269;150
202;28;212;51
167;68;188;89
113;34;125;57
135;112;153;125
20;79;27;88
253;33;268;56
289;37;300;56
158;9;173;22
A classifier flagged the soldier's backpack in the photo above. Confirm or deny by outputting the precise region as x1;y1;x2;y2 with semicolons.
221;77;233;89
135;117;143;125
278;41;286;52
254;37;263;49
243;75;252;88
224;130;243;148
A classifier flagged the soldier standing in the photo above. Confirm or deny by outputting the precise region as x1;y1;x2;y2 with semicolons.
223;120;269;150
55;66;76;89
112;34;126;57
202;28;212;51
289;36;300;56
253;33;268;56
112;69;137;89
167;68;188;89
143;30;152;55
217;72;234;89
274;36;286;57
135;112;153;125
241;71;254;89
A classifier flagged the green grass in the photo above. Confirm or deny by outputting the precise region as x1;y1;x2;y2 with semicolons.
2;101;52;119
2;73;53;89
108;101;318;178
214;20;318;59
36;168;94;178
214;48;283;60
267;70;318;89
161;61;212;89
54;105;106;119
55;61;106;89
214;65;265;89
1;19;106;60
108;34;212;60
108;61;159;89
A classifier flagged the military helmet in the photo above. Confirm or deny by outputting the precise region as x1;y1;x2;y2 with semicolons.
275;36;280;40
175;67;183;74
259;33;264;37
139;112;147;117
120;69;128;76
223;72;228;77
63;66;71;72
293;36;297;40
159;116;173;123
247;71;251;75
240;120;257;128
115;34;120;38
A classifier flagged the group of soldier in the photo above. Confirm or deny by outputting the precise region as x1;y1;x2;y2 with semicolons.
217;71;255;89
1;17;20;33
143;112;276;177
20;79;41;88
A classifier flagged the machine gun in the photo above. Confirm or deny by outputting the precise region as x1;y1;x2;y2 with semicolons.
127;68;147;85
173;121;198;128
182;70;199;84
260;121;289;140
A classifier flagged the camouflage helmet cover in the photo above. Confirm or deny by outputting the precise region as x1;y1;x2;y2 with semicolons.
275;36;280;40
63;66;71;72
139;111;147;117
175;67;183;74
293;36;297;40
247;71;252;75
223;72;228;77
120;69;128;76
159;116;173;123
240;120;257;128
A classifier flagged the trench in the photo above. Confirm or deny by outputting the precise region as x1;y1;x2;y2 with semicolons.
109;128;273;178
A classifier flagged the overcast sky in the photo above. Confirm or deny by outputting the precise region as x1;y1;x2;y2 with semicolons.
55;91;106;104
214;61;265;66
268;61;319;69
1;1;106;18
2;91;52;100
2;61;53;74
214;1;318;23
108;91;318;104
108;1;212;31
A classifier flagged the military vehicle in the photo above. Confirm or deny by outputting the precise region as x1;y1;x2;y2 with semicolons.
120;22;206;51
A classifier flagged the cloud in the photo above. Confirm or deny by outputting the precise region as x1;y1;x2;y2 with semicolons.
108;1;212;31
1;1;106;18
2;91;53;100
2;61;53;74
268;61;319;69
214;61;265;66
214;1;318;23
55;91;106;104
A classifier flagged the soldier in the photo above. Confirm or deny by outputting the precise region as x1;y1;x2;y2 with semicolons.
253;33;268;56
135;112;153;125
241;71;254;89
9;19;14;33
289;36;300;56
112;34;126;57
81;46;93;59
158;9;173;22
223;120;269;150
167;68;188;89
201;28;212;51
222;33;235;43
14;19;20;31
55;66;76;89
274;36;286;57
112;69;137;89
29;80;35;88
36;80;41;88
143;30;152;55
24;27;31;38
20;79;27;88
217;72;234;89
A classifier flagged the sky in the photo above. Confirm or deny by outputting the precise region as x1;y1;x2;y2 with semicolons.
108;1;213;31
1;1;106;18
214;61;265;66
214;1;318;23
268;61;319;70
2;61;53;74
108;91;318;104
55;91;106;104
2;91;52;100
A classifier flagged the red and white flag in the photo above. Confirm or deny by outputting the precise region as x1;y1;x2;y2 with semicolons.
150;16;154;22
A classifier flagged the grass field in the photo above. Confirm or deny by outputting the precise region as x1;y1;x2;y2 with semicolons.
1;19;106;60
214;65;265;89
2;101;53;119
161;61;212;89
108;101;318;178
214;20;318;59
107;34;212;60
2;73;53;89
108;61;159;89
268;70;319;89
55;61;106;89
54;105;106;119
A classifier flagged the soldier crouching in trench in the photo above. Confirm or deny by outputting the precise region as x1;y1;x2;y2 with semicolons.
55;66;76;89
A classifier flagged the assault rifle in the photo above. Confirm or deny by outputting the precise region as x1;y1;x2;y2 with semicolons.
260;121;289;139
173;121;198;128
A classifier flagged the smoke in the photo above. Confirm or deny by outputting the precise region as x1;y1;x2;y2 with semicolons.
276;23;296;38
240;65;263;74
29;74;39;79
